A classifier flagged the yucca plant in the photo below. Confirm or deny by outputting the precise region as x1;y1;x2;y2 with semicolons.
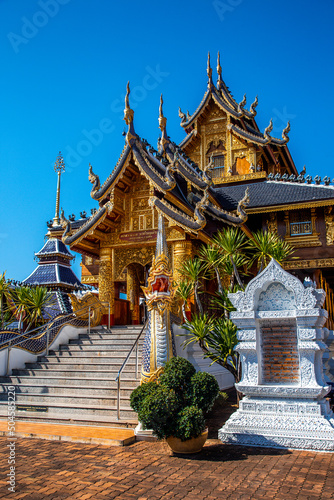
197;245;224;293
175;281;193;322
247;230;295;273
0;272;13;328
179;257;205;314
213;228;249;289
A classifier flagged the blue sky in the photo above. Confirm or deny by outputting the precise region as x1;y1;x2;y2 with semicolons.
1;0;333;280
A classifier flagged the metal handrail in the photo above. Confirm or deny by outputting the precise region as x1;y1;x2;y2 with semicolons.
115;318;148;420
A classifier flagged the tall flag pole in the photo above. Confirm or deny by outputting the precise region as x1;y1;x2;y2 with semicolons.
53;152;65;227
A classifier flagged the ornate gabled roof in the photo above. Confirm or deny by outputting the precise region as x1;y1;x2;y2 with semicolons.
57;80;253;249
61;204;108;247
179;52;290;149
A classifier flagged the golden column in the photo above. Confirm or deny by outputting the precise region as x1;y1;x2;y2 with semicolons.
98;247;115;325
172;241;193;320
127;264;140;325
172;241;193;282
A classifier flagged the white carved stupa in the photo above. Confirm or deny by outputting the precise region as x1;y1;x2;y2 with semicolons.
219;259;334;452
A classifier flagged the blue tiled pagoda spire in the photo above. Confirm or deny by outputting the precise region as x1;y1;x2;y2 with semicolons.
23;238;82;291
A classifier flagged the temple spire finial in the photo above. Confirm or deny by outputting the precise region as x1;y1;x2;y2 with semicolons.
159;94;168;153
52;151;65;227
217;51;222;90
124;82;136;146
207;51;213;87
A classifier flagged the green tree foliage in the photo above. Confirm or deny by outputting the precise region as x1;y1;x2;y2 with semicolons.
0;273;57;332
176;228;295;390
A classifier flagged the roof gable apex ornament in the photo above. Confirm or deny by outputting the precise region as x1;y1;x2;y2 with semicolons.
237;94;247;115
60;208;73;240
249;95;258;116
178;107;186;124
158;94;169;154
228;258;325;314
264;118;273;143
217;50;222;90
282;120;291;143
236;186;249;222
207;51;213;89
123;81;136;147
88;163;100;199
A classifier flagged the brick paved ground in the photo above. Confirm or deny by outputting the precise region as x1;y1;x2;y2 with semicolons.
0;437;333;499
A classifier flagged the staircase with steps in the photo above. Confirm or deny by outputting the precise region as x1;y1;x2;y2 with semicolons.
0;325;143;431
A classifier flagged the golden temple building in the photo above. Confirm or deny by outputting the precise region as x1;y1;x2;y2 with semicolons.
48;53;334;327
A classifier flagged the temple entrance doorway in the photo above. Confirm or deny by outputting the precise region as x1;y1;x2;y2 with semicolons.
114;262;149;325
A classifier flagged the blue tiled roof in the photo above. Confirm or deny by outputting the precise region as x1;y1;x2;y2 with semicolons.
58;265;82;286
214;181;334;210
24;264;81;287
36;238;73;259
24;264;57;285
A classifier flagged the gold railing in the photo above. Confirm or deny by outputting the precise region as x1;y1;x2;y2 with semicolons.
319;272;334;330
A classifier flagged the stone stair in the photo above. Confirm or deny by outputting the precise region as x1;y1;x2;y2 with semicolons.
0;325;143;429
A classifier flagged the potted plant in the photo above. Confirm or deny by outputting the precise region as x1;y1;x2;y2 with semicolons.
130;357;219;453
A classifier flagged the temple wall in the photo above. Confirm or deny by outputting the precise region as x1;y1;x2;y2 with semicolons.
0;325;87;377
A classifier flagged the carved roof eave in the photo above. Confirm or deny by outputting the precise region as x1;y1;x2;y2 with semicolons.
91;144;132;201
205;203;247;226
131;142;174;193
149;196;201;235
179;130;196;149
229;123;288;147
247;198;334;214
62;205;108;247
180;89;211;129
191;193;247;226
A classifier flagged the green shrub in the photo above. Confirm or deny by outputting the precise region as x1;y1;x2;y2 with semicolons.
159;356;196;394
137;385;180;440
130;382;158;412
130;356;220;441
190;371;219;414
175;406;206;441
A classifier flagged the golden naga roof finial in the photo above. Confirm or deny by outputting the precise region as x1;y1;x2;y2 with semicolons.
238;94;247;114
217;51;222;90
124;81;134;125
249;95;258;116
178;107;186;123
264;118;273;142
52;151;65;227
123;81;136;146
159;94;168;154
282;120;291;143
207;51;213;86
159;94;167;132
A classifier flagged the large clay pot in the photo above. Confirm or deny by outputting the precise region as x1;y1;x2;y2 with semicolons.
166;429;208;454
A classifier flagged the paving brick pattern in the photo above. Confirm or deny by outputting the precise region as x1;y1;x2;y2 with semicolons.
0;437;333;499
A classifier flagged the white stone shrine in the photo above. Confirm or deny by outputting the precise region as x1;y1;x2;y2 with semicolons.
219;259;334;452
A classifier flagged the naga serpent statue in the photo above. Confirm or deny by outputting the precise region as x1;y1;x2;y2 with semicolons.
88;163;100;199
